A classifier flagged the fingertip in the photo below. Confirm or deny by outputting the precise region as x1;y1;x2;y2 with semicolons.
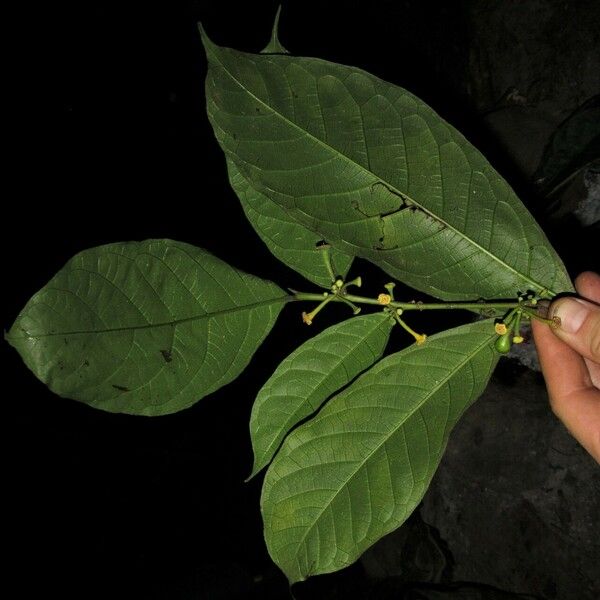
549;296;600;363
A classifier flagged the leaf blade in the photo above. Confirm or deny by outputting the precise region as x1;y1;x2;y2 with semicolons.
7;239;287;415
202;32;573;299
228;159;353;287
249;312;393;478
261;319;499;583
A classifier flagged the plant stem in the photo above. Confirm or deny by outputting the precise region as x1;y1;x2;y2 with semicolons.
291;292;522;313
392;311;427;345
317;243;336;284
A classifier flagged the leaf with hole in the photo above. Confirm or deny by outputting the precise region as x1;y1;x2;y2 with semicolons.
6;239;287;415
229;159;353;287
202;29;573;300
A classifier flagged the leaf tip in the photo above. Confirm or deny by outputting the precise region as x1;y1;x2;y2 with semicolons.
4;323;21;349
197;22;218;55
261;5;289;54
244;466;260;483
247;446;271;481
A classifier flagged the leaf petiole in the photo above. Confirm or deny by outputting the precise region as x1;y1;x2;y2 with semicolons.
301;292;336;325
316;242;337;284
520;306;560;328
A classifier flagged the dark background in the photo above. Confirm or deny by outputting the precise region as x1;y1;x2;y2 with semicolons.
5;1;599;599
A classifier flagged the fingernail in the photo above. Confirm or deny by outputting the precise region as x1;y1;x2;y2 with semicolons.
551;298;590;334
536;300;550;319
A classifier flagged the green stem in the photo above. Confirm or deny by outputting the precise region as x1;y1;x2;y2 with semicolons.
520;306;559;327
317;243;336;284
392;311;427;345
291;292;523;312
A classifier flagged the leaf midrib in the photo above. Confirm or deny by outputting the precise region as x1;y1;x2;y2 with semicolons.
8;296;290;340
273;332;493;571
255;315;391;467
209;47;554;295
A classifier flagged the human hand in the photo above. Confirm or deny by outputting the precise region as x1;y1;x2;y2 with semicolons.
531;271;600;463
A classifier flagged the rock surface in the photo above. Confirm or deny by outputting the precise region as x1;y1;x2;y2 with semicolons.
421;368;600;599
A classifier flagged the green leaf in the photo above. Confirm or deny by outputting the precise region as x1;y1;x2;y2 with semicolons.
201;30;573;300
228;159;353;287
261;319;499;583
249;312;393;479
7;239;287;415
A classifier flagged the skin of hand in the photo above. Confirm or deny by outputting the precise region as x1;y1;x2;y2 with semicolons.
532;271;600;464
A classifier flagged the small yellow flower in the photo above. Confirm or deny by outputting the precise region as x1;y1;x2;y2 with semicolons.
415;333;427;346
378;293;392;305
495;322;507;335
301;311;313;325
512;335;524;344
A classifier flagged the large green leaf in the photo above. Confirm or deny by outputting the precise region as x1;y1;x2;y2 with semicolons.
249;312;393;479
202;29;573;300
261;319;499;583
228;159;353;287
7;239;287;415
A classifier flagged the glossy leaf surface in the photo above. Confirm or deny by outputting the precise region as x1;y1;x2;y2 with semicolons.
249;312;393;478
202;30;572;299
7;240;287;415
261;320;499;583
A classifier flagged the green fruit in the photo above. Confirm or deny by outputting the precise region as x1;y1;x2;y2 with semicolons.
494;332;513;354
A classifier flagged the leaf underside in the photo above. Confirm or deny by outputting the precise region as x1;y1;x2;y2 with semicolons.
228;159;353;287
261;319;499;583
7;239;287;415
249;312;393;478
202;29;573;300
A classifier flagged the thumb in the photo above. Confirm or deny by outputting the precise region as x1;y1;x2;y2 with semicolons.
550;297;600;363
